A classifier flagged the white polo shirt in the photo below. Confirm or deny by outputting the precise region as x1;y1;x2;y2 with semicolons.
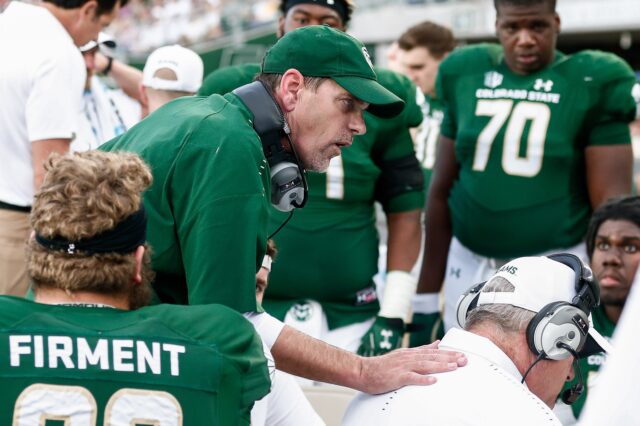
342;328;562;426
0;2;85;206
579;275;640;426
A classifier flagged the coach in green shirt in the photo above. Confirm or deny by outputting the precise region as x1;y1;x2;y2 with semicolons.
200;0;427;358
103;26;467;394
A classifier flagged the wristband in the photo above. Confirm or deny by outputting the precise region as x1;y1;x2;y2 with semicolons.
100;56;114;75
379;270;418;319
411;293;440;314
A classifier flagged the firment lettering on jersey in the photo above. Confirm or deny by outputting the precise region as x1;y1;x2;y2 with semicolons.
8;335;186;376
475;88;561;104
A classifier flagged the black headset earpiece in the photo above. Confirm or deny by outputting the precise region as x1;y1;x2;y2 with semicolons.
547;253;599;313
233;81;308;212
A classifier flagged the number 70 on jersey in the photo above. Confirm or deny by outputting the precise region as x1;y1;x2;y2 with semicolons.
473;99;550;178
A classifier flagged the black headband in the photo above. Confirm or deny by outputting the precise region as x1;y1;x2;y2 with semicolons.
283;0;348;23
35;205;147;255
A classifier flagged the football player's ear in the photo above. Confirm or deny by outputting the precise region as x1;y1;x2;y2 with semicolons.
554;13;561;34
138;83;150;119
132;245;145;284
277;16;286;38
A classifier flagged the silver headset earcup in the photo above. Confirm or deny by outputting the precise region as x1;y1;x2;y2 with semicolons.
270;161;304;212
530;304;588;360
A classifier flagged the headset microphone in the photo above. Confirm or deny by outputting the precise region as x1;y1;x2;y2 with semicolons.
557;341;585;405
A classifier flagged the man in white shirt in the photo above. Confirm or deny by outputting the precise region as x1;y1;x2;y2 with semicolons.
579;268;640;425
343;254;610;426
0;0;122;296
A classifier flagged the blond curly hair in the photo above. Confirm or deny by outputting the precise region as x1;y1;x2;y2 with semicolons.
28;151;154;309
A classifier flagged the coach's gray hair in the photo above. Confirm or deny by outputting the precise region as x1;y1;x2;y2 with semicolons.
465;276;535;334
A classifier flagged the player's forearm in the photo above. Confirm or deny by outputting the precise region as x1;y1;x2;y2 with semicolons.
417;136;456;294
585;144;633;208
96;52;144;102
271;325;362;388
417;193;451;294
271;325;467;394
109;60;144;102
386;209;422;271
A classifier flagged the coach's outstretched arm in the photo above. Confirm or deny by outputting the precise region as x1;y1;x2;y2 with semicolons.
272;324;467;394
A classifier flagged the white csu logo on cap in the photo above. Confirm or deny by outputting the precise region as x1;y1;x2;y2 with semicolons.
362;47;374;71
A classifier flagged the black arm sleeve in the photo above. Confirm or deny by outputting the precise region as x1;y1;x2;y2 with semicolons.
374;154;424;205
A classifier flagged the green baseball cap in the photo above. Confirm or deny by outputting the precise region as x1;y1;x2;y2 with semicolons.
261;25;405;118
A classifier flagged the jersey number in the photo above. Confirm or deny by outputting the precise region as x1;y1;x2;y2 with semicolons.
326;155;344;199
415;116;441;170
13;384;183;425
473;100;550;177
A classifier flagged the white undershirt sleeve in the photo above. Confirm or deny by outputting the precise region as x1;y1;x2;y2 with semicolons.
243;311;286;350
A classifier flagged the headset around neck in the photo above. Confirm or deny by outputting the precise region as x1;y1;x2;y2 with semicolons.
233;81;308;212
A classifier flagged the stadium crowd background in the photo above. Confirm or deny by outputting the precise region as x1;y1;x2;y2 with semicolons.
108;0;279;55
75;0;462;57
69;0;640;156
63;0;640;170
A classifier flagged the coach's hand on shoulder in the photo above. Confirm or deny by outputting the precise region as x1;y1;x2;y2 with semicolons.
357;341;467;394
408;312;445;348
357;316;405;357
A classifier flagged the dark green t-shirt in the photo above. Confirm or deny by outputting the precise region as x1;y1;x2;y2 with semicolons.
437;44;637;258
101;94;270;312
0;296;270;425
200;64;424;329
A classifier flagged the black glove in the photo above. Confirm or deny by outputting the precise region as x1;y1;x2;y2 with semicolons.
408;312;445;347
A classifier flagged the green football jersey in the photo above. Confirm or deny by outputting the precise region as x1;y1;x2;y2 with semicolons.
438;44;637;258
200;65;424;329
0;296;270;425
414;88;445;193
101;94;270;312
559;305;615;418
198;63;262;97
